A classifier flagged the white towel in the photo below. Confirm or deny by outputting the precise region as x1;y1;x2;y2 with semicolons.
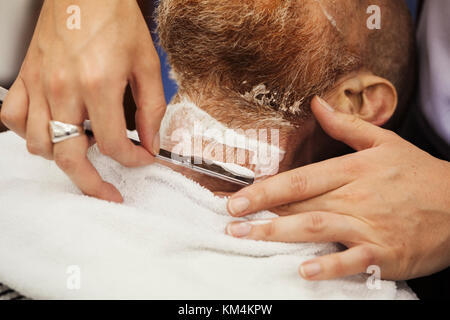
0;131;416;299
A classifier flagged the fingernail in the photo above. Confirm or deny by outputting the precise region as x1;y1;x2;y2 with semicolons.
152;132;160;155
299;262;322;278
316;96;334;112
228;197;250;216
227;222;252;238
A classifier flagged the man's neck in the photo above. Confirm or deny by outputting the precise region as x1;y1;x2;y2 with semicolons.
158;92;332;191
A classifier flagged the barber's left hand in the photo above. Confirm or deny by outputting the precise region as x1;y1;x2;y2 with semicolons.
225;96;450;281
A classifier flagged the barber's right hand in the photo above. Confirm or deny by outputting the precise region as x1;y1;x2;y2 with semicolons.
0;0;166;203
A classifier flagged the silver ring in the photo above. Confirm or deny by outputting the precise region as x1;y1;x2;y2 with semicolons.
49;120;86;144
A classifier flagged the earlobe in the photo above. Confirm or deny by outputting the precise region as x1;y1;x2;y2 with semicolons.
330;73;397;127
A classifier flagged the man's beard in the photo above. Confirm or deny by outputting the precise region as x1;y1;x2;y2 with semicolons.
157;0;360;123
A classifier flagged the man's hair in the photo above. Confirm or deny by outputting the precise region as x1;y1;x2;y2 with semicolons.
157;0;415;127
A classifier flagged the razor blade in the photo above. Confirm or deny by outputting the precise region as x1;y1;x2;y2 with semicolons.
85;121;255;186
155;149;255;186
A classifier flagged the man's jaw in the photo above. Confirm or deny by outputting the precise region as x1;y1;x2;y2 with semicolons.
157;96;320;192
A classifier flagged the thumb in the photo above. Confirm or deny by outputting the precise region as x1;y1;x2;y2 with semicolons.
311;96;396;151
131;59;167;156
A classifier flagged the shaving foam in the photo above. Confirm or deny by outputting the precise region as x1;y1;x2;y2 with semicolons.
160;98;286;178
212;160;255;180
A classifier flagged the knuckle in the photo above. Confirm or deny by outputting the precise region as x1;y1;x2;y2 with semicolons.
251;185;270;208
0;106;17;127
289;171;308;196
383;166;402;181
54;151;77;172
382;128;399;139
342;156;365;176
261;221;276;238
46;70;68;98
97;140;123;158
79;67;107;91
27;141;45;156
151;100;167;114
22;67;40;83
347;114;361;127
385;131;401;143
344;114;366;133
332;255;346;276
137;97;167;115
305;212;326;234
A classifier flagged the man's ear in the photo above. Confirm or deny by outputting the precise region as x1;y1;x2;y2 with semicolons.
326;72;398;126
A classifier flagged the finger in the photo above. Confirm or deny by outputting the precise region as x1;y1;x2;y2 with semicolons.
269;182;345;216
25;92;53;160
311;96;398;151
131;48;167;156
82;78;154;167
263;182;351;216
44;67;98;150
213;191;233;198
298;245;379;280
0;78;29;138
53;134;123;203
270;193;332;216
44;69;122;202
226;211;366;244
227;155;357;216
272;182;373;217
45;66;87;123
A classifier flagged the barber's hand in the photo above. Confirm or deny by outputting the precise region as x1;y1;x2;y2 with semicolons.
0;0;166;202
226;96;450;281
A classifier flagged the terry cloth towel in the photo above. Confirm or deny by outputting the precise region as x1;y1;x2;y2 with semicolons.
0;131;417;300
